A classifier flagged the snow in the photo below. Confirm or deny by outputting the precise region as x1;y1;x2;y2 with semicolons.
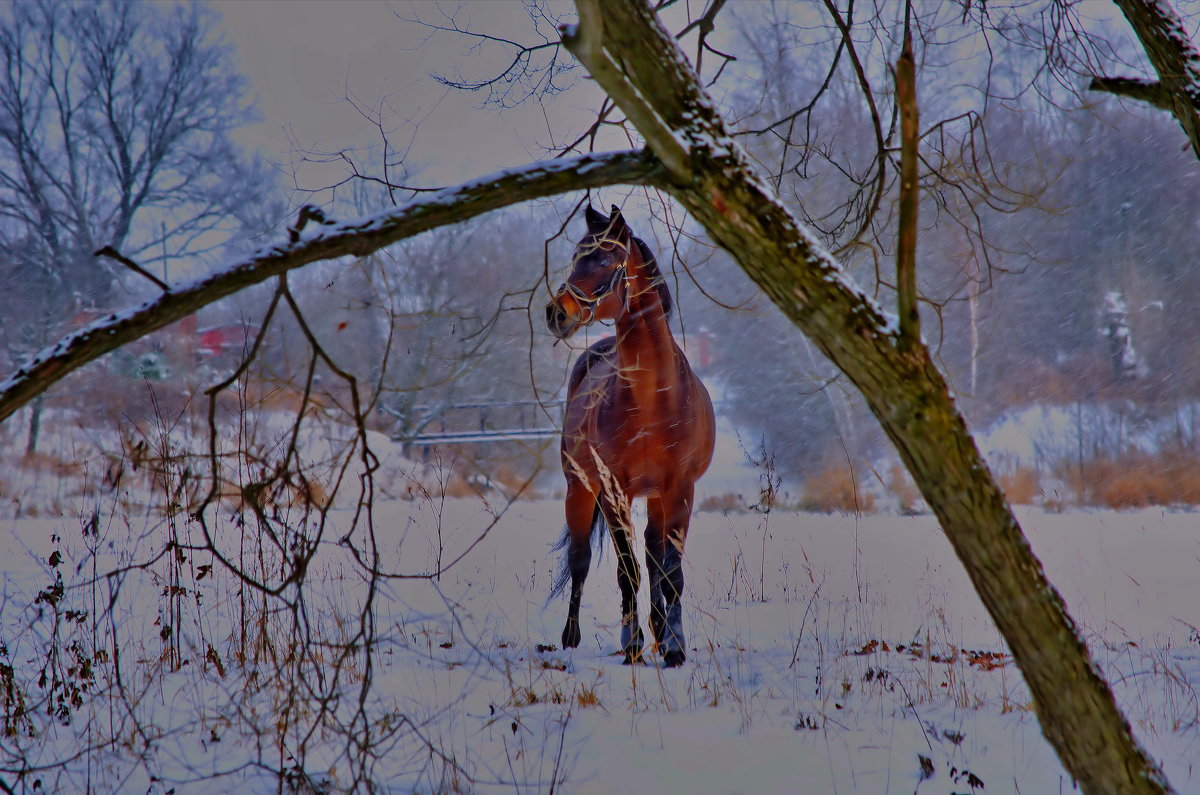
0;403;1196;791
976;402;1200;472
1;466;1197;791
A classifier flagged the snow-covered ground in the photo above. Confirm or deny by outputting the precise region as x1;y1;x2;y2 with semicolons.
1;400;1197;792
2;487;1197;793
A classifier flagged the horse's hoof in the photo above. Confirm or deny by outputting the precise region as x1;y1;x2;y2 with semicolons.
622;646;643;665
562;621;581;649
663;649;686;668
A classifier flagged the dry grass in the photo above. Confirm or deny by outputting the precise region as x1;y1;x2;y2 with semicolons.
1057;447;1200;509
698;492;746;513
999;466;1042;505
440;474;482;499
887;463;923;514
800;465;875;515
575;682;603;709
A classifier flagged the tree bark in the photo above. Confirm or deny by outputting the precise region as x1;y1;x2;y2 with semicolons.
0;150;661;422
563;2;1173;793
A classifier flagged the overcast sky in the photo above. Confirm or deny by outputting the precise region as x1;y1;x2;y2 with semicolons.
213;1;603;194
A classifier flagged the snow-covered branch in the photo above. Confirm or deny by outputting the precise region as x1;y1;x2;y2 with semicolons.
0;149;662;422
564;0;696;182
1095;0;1200;160
1089;75;1174;110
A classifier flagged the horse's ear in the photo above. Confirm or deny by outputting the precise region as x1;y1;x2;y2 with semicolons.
608;205;629;239
585;204;608;231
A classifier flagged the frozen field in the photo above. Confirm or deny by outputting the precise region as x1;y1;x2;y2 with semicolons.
2;484;1198;793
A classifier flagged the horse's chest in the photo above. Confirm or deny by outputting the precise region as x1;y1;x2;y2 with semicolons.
564;357;707;496
598;396;685;484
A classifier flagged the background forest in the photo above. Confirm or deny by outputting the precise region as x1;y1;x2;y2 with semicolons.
5;0;1198;512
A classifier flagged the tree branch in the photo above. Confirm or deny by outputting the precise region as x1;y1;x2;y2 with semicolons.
0;149;663;422
895;18;920;347
94;245;170;292
563;2;1172;793
1105;0;1200;160
1089;75;1175;110
562;1;694;182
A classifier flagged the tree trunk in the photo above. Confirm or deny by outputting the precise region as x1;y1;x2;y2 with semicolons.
563;2;1173;792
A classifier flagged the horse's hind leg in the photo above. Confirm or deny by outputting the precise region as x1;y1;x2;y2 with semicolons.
561;481;598;649
599;490;643;664
646;485;693;667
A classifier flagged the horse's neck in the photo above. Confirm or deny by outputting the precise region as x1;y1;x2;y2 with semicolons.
614;252;676;370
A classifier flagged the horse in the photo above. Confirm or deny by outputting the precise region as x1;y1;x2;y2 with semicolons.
545;204;715;667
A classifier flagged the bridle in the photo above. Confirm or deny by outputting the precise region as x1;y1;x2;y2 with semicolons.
557;236;630;328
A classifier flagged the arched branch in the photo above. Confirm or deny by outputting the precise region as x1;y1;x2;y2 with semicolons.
0;149;663;422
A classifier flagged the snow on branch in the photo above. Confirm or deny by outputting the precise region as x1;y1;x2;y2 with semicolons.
0;149;662;422
562;1;694;181
1096;0;1200;160
1088;75;1174;111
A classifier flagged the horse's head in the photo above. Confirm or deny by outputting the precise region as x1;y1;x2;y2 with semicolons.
545;204;634;340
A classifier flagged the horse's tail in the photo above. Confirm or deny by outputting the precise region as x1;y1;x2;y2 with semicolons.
548;502;607;602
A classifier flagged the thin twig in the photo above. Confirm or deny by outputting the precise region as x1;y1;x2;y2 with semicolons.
94;245;170;292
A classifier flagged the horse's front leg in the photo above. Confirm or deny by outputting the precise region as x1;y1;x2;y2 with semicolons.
646;486;693;667
561;482;598;649
601;494;643;664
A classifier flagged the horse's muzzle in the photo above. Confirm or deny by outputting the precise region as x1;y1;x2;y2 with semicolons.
546;292;580;340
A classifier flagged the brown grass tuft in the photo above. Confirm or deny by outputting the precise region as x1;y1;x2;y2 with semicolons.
575;684;602;709
698;492;745;513
999;467;1042;505
1057;447;1200;509
800;465;875;515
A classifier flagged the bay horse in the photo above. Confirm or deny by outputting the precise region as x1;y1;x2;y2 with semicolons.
545;204;715;667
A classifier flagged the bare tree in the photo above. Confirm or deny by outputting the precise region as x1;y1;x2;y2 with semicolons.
0;0;271;450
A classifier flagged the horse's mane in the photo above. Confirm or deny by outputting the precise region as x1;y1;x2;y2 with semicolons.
631;235;673;318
